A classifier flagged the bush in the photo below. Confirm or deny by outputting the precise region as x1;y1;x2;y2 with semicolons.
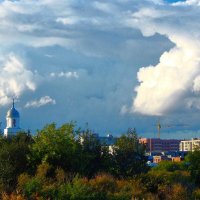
152;161;182;172
90;173;117;194
17;173;31;193
2;192;26;200
24;178;42;199
192;188;200;199
55;168;66;184
168;183;188;200
114;180;135;200
66;176;105;200
57;184;71;200
41;184;58;200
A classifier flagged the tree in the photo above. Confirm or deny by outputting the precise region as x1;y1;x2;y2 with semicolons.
185;149;200;185
100;145;114;174
76;130;102;177
0;132;33;192
111;128;148;178
28;122;79;173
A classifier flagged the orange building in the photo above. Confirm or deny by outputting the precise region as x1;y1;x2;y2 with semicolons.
172;157;182;162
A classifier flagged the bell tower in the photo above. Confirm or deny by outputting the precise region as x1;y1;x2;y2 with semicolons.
4;99;21;137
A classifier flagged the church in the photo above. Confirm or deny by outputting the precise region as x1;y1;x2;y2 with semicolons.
4;100;21;137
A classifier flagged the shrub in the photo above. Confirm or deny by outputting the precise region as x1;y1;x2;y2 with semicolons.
2;192;26;200
192;188;200;199
41;184;58;200
24;177;42;199
67;176;105;200
90;173;117;194
36;162;52;179
17;173;31;193
168;183;188;200
55;168;66;185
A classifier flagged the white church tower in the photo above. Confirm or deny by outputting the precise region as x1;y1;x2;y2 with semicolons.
4;99;21;137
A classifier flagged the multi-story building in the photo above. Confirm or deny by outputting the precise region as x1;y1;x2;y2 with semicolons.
180;138;200;151
139;138;181;153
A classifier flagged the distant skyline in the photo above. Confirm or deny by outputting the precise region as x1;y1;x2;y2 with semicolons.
1;0;200;139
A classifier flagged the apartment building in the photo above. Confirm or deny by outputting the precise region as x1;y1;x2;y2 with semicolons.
180;138;200;151
139;138;181;152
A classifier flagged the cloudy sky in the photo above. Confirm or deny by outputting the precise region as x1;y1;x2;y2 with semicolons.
0;0;200;138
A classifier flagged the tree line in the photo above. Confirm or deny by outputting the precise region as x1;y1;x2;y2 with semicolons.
0;122;200;199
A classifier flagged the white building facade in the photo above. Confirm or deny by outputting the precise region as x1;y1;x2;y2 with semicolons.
4;100;21;137
179;138;200;151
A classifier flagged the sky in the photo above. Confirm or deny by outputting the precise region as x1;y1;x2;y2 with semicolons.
1;0;200;138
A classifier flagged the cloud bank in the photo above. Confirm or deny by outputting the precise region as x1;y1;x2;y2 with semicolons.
129;0;200;116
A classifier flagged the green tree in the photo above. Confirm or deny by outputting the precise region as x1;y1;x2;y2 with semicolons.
76;130;102;177
111;128;148;178
100;145;114;174
28;122;79;173
0;132;33;192
185;149;200;185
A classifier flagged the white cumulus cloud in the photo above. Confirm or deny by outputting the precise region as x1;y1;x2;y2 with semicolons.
128;3;200;116
0;54;36;105
25;96;56;108
173;0;200;6
50;71;79;79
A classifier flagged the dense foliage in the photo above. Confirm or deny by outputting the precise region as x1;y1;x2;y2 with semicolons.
0;122;199;199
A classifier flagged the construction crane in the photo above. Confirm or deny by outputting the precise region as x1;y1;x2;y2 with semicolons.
156;120;188;138
156;121;171;138
157;121;161;138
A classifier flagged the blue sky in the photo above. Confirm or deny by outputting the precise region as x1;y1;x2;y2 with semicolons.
0;0;199;139
166;0;185;2
166;0;184;2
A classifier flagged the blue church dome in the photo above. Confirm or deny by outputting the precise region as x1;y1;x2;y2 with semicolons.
6;100;19;118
